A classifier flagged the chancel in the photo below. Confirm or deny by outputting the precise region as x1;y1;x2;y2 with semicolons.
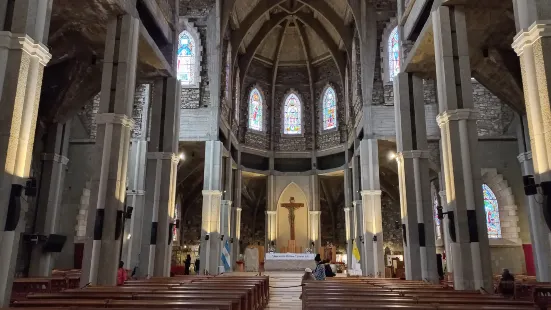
1;0;551;309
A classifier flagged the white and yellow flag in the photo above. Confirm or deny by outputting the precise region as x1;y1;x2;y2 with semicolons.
352;240;361;262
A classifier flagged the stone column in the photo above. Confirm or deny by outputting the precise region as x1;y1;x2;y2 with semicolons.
122;84;150;272
309;211;321;250
394;72;438;283
29;122;71;277
220;200;232;271
359;139;384;277
141;77;180;278
266;211;277;245
265;175;275;248
200;141;223;275
122;140;147;271
80;15;139;287
231;167;243;265
433;6;492;290
344;207;353;270
0;1;53;305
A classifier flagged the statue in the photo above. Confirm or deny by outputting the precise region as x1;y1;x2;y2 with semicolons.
281;197;304;240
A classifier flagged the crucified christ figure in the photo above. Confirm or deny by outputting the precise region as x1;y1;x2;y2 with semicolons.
281;197;304;240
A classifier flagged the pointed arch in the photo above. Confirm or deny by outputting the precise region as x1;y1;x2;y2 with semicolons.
482;184;502;239
248;87;264;131
387;26;400;82
321;85;337;130
177;19;202;88
283;91;302;135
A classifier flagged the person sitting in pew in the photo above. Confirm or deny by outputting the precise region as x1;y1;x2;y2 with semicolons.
313;254;326;281
324;260;336;277
497;268;515;297
117;261;128;286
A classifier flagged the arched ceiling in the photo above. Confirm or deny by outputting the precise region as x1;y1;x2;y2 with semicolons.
230;0;353;68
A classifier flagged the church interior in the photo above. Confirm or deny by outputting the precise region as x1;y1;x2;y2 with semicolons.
0;0;551;309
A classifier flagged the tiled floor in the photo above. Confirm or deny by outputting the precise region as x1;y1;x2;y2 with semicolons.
227;271;303;309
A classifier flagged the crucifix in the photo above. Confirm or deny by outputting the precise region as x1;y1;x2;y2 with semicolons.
281;197;304;240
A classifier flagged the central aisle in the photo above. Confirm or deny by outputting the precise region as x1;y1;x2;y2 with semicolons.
228;271;303;309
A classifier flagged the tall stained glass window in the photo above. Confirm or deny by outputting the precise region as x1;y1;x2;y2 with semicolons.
284;93;302;134
225;43;232;101
248;88;262;131
483;184;502;238
322;86;337;130
177;31;196;85
388;26;400;81
434;194;442;240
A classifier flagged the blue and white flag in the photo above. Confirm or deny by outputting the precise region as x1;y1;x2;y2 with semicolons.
221;239;231;272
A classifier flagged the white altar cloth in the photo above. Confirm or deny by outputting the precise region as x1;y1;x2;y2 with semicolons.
264;253;316;271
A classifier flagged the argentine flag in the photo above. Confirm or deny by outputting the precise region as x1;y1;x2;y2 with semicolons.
221;239;231;272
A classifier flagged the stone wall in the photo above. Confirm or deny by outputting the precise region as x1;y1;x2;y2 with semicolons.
382;192;403;254
473;80;515;136
179;0;215;17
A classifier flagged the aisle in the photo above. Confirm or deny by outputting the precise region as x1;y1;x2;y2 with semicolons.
264;271;302;310
227;271;303;309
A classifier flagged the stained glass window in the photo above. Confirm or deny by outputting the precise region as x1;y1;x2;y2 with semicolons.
284;93;302;134
388;26;400;81
177;31;196;85
322;86;337;130
434;194;442;240
248;88;262;131
483;184;502;238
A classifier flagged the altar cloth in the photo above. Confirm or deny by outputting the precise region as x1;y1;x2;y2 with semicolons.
264;253;316;271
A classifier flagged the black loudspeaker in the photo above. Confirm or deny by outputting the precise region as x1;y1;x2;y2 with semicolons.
5;184;23;231
168;223;175;245
447;212;456;242
523;175;538;196
543;195;551;232
43;234;67;252
436;254;444;280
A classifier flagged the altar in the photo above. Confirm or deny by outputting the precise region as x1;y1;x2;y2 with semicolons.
263;253;316;271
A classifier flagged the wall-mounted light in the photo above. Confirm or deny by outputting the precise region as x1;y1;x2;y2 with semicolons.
127;234;132;240
372;236;377;242
230;238;234;243
179;153;185;161
388;152;396;161
205;234;210;241
220;234;224;241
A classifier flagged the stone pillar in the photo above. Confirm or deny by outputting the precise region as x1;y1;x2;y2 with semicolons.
0;1;53;305
122;140;147;271
265;175;275;248
433;6;493;290
220;200;232;271
394;72;438;283
359;139;384;277
80;15;139;287
200;141;223;275
344;207;353;270
141;77;180;278
231;167;243;265
309;211;321;250
122;84;150;271
29;122;71;277
518;151;551;281
266;211;277;245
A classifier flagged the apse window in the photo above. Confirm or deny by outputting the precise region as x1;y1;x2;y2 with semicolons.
322;86;337;130
388;26;400;81
177;31;196;86
283;93;302;135
483;184;502;238
248;88;263;131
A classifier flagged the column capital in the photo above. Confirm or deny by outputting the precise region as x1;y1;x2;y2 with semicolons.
96;113;135;128
517;151;533;163
236;207;242;212
266;210;277;215
360;190;382;196
147;152;179;163
438;190;446;199
344;207;351;213
436;109;478;128
0;32;52;65
202;190;222;196
512;21;551;55
352;200;362;207
396;150;430;162
309;210;321;215
41;153;69;165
